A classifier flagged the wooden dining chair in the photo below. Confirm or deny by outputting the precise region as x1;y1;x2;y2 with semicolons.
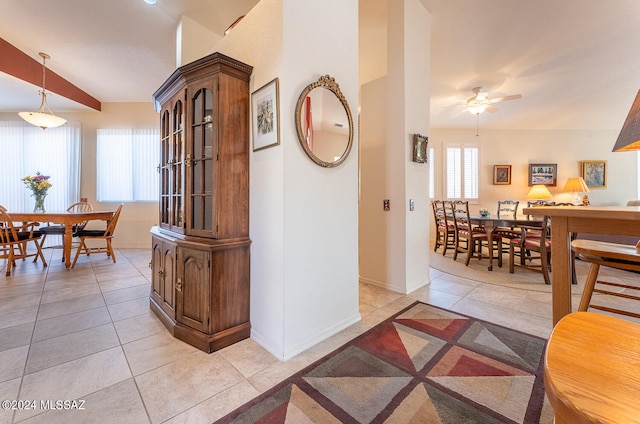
431;200;456;255
40;201;93;261
450;200;502;267
0;207;48;276
494;200;521;254
71;204;123;268
509;216;552;284
571;239;640;318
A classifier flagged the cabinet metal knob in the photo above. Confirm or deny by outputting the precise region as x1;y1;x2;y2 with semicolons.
176;278;182;292
158;270;165;278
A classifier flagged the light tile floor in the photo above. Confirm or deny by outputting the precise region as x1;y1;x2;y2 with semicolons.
0;247;629;423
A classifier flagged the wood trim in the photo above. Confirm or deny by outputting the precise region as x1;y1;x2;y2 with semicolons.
0;38;101;111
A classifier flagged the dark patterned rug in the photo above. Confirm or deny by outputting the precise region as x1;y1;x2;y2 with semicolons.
216;302;551;423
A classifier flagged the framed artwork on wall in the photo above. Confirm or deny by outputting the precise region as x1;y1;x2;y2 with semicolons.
493;165;511;185
581;160;606;188
412;133;428;163
528;163;557;186
251;78;280;151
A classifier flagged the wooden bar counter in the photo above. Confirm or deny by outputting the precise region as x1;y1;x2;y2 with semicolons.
524;206;640;325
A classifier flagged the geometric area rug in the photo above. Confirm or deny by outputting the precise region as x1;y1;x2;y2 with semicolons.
215;302;549;423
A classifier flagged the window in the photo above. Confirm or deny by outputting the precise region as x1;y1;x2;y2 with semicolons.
445;144;479;200
97;129;159;202
0;121;81;212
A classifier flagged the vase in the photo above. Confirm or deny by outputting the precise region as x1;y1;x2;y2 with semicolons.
33;194;46;213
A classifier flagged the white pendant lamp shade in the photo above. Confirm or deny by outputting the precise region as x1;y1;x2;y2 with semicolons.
18;52;67;130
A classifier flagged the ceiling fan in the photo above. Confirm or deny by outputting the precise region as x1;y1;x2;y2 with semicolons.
465;87;522;136
466;87;522;115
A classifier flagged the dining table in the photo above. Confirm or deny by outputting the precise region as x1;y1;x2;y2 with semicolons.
524;205;640;325
470;215;543;271
9;209;116;269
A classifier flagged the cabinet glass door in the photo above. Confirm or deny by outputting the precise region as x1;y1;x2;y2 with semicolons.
159;96;185;233
160;110;170;228
171;100;184;232
189;87;217;237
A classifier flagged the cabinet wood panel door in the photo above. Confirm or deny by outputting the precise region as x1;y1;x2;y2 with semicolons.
176;247;210;333
151;236;176;319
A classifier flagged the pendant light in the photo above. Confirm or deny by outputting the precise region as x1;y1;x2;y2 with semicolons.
18;52;67;130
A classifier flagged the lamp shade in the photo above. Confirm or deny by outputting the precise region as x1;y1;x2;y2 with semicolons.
562;177;590;194
613;89;640;152
526;184;553;200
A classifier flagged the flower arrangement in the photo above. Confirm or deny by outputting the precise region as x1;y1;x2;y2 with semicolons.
22;172;52;212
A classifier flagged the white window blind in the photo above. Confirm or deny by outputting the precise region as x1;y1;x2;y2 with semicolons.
97;129;159;202
0;121;81;212
445;144;479;201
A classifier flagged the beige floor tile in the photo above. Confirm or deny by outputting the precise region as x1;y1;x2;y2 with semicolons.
32;307;112;343
26;323;120;374
465;284;528;309
36;293;105;320
0;322;35;352
102;284;150;305
15;347;132;422
0;305;38;330
99;276;150;293
39;284;102;304
164;380;260;424
112;311;166;345
18;379;149;424
106;296;149;322
219;338;282;379
0;377;22;424
0;293;41;314
135;350;244;423
0;345;28;384
123;331;200;376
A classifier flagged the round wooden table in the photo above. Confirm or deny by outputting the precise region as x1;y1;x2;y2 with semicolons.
544;312;640;423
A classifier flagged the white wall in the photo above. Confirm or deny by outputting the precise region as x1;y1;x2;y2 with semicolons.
429;128;638;221
216;0;360;360
1;103;159;249
359;0;430;294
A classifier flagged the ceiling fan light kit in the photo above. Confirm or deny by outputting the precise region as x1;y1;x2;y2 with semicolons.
464;86;522;136
18;52;67;130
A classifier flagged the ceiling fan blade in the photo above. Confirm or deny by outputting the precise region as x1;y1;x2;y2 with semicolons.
489;94;522;103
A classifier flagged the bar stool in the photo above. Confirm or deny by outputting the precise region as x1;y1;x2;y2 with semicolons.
571;239;640;318
544;312;640;423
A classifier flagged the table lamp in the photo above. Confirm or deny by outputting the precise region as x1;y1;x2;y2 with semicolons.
562;177;590;206
526;184;553;202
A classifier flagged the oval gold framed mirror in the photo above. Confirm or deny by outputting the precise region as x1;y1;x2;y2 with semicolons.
295;75;354;168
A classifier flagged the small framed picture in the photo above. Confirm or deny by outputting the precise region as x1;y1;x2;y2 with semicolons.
528;163;557;186
581;160;606;188
251;78;280;151
412;133;428;163
493;165;511;185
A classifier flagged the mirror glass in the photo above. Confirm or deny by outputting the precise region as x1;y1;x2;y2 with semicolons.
295;75;353;167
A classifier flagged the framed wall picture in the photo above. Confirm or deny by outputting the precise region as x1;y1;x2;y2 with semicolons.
528;163;557;186
581;160;606;188
493;165;511;185
412;133;428;163
251;78;280;151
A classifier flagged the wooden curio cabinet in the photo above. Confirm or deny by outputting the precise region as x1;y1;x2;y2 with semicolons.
149;52;252;353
